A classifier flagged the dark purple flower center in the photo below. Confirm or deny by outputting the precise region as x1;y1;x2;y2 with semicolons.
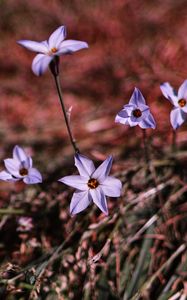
19;168;28;176
132;109;142;118
178;99;186;107
87;178;99;189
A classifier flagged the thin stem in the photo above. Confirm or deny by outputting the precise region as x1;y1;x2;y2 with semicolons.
0;208;25;215
142;129;165;214
50;58;79;153
172;129;177;152
142;129;149;164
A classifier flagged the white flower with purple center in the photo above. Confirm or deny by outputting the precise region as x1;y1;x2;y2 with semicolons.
160;80;187;129
59;154;122;215
0;145;42;184
115;87;156;129
17;25;88;76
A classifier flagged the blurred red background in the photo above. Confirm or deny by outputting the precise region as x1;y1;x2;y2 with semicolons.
0;3;187;299
0;0;187;170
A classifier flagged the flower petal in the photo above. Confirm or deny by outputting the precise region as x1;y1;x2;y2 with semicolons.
25;160;31;170
74;154;95;177
115;116;129;125
126;118;138;127
115;110;129;125
101;176;122;197
59;175;88;191
48;26;66;48
70;190;91;215
89;188;108;215
129;88;146;106
181;105;187;113
138;103;150;112
13;145;28;163
160;82;177;104
117;108;130;118
122;104;135;112
170;108;187;129
128;118;139;127
57;40;88;55
20;157;32;169
23;168;42;184
92;156;113;182
0;170;19;182
178;79;187;100
32;54;53;76
4;159;21;177
17;40;48;53
139;113;156;129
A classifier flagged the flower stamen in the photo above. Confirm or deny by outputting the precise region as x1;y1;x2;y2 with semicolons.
87;178;99;189
178;99;186;107
48;47;58;55
19;168;28;176
133;109;142;118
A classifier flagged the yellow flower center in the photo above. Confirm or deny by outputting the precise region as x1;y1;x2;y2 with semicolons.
178;99;186;107
51;47;58;53
48;47;58;55
133;109;142;118
19;168;28;176
87;178;99;189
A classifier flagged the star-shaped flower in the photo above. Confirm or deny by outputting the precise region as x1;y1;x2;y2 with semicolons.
17;25;88;76
115;87;156;129
160;80;187;129
59;154;122;215
0;145;42;184
17;217;33;232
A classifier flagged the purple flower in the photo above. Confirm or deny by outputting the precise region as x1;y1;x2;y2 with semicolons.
115;87;156;129
160;80;187;129
59;154;122;215
17;217;33;232
0;145;42;184
17;25;88;76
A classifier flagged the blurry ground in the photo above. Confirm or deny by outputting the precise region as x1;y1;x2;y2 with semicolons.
0;0;187;299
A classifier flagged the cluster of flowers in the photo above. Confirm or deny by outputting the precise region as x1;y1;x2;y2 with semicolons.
17;25;187;130
0;25;187;216
115;80;187;130
0;146;121;216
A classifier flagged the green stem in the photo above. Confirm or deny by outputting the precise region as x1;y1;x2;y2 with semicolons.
50;58;79;154
172;129;177;152
142;129;149;165
0;208;25;215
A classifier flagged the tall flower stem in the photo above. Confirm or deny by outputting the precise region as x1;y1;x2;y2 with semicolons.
141;129;165;216
50;57;79;154
142;129;149;165
172;129;177;152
